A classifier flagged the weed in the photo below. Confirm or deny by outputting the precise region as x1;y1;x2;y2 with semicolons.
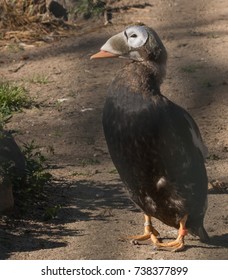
10;140;52;213
0;140;52;216
22;141;52;190
0;81;31;120
71;0;105;19
29;73;49;84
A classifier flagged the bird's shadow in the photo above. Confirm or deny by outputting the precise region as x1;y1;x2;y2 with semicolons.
207;233;228;248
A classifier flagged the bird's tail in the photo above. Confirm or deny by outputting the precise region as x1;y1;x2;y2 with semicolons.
189;225;210;243
187;213;210;243
198;226;210;243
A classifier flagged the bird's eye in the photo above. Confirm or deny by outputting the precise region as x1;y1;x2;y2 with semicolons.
125;26;148;48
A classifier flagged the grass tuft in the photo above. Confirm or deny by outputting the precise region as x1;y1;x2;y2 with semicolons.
0;81;31;120
29;73;49;84
71;0;105;19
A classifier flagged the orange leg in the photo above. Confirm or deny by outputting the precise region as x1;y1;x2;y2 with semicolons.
150;215;188;252
126;214;160;243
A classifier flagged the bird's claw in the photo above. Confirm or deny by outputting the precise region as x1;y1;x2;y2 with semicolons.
130;239;139;245
151;234;185;252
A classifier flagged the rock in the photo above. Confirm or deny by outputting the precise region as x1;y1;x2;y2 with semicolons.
0;131;26;177
0;172;14;213
47;0;68;21
0;130;26;214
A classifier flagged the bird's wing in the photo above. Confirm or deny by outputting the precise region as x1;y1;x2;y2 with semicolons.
182;111;208;159
158;98;208;161
154;97;208;186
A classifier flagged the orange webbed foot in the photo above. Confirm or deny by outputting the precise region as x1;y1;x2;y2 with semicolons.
150;215;188;252
121;215;160;244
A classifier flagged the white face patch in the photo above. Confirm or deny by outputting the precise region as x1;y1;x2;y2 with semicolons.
125;26;148;49
99;25;149;61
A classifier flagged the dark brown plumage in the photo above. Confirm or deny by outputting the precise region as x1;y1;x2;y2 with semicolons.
91;24;209;250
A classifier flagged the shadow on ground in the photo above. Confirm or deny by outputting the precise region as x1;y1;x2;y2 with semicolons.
0;179;138;259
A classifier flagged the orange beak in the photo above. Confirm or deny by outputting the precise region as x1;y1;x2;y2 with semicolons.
90;50;119;60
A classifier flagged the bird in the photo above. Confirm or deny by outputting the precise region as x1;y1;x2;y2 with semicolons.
90;23;209;251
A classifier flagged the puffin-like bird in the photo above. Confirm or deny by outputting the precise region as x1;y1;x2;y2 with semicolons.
91;24;209;251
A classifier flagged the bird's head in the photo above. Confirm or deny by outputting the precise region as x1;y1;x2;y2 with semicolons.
91;24;167;64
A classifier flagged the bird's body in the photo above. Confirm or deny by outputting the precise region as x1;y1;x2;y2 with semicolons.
91;24;209;250
103;61;208;238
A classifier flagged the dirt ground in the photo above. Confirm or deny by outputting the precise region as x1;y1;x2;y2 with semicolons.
0;0;228;260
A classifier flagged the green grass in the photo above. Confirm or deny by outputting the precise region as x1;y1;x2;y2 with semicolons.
0;81;31;120
29;73;49;84
22;141;52;188
9;141;52;193
10;140;53;214
1;139;53;216
71;0;105;19
0;81;53;217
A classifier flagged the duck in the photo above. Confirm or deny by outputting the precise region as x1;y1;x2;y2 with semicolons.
91;24;209;251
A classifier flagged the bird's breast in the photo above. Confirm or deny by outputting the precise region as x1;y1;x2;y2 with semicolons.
103;92;163;189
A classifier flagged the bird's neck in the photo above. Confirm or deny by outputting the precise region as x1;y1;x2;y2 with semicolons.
115;60;166;96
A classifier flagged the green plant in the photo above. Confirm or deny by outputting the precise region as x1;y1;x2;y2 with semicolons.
29;73;49;84
11;141;52;197
21;141;52;192
73;0;105;19
0;81;31;119
0;139;52;215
